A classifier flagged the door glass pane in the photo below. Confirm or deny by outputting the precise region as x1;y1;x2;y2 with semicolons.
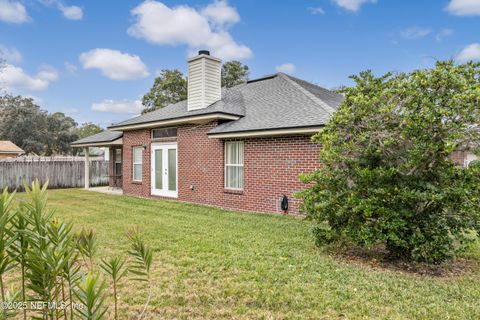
168;148;176;191
155;149;162;189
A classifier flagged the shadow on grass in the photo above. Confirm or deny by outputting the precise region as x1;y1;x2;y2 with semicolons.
319;241;480;278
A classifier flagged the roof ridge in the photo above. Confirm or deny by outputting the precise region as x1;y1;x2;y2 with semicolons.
277;73;337;115
246;73;278;84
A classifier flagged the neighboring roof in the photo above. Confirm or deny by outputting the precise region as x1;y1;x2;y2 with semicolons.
208;73;343;135
0;141;24;154
108;73;343;135
71;130;123;146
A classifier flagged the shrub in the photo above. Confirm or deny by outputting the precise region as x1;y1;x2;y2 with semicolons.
300;61;480;263
0;181;155;319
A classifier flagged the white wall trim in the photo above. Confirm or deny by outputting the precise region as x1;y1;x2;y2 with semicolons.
109;113;240;131
208;127;323;139
72;138;123;148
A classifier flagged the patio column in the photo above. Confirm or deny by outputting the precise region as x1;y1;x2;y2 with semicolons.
84;147;90;189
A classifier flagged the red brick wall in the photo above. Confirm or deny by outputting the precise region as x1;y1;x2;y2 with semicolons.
122;129;152;197
121;122;321;215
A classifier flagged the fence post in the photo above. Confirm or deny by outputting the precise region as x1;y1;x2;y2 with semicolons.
84;147;90;189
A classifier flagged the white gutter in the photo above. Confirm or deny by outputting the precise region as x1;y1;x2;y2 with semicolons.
72;138;123;148
108;113;240;131
208;127;323;139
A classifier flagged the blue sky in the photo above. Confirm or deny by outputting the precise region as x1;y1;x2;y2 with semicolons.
0;0;479;127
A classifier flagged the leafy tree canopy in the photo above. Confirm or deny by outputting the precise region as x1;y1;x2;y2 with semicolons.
141;69;187;114
45;112;78;156
0;95;48;154
76;122;103;139
300;61;480;262
0;95;79;155
221;60;249;88
141;61;250;114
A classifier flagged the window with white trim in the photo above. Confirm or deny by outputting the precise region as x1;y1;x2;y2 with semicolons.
132;147;143;182
225;141;244;189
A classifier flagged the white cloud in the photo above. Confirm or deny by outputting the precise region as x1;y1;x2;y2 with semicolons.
37;64;59;82
456;43;480;63
0;64;58;91
276;63;296;74
64;61;78;74
201;0;239;28
308;7;325;15
0;0;29;23
39;1;83;20
400;27;432;39
331;0;376;12
127;0;252;60
0;45;22;63
435;28;454;42
58;4;83;20
62;107;79;114
91;99;143;114
79;48;150;80
446;0;480;16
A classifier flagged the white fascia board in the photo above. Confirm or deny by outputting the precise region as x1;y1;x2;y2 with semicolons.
109;113;240;131
208;127;323;139
71;138;123;148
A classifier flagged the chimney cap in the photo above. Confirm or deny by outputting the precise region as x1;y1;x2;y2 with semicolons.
198;50;210;55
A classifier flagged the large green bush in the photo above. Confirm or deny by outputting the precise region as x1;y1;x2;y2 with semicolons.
300;61;480;263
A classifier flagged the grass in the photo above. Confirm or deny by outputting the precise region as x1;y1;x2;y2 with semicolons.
41;189;480;319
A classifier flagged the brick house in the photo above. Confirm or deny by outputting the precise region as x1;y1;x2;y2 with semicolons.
72;50;344;215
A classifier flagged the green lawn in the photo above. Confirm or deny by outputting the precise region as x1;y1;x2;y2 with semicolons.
46;189;479;319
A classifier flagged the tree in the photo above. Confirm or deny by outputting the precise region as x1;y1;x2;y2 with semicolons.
141;61;250;114
45;112;78;155
221;60;249;88
141;69;187;114
0;95;48;154
300;61;480;263
76;122;103;139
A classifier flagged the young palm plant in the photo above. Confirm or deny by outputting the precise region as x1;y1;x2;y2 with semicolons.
10;207;31;320
22;180;68;319
100;256;127;320
47;219;76;320
73;272;108;320
63;249;82;320
76;228;98;271
126;228;153;320
0;188;16;319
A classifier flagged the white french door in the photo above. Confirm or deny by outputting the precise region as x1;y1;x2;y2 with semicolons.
151;143;178;198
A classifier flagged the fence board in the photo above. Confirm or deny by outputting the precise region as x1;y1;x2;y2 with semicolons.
0;160;109;191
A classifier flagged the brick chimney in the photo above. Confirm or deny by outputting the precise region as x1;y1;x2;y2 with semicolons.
187;50;221;111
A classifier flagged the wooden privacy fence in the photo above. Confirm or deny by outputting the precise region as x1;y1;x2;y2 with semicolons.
0;159;109;191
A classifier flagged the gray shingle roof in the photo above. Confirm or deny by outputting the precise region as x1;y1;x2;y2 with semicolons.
71;130;123;146
109;88;245;129
208;73;343;135
106;72;343;135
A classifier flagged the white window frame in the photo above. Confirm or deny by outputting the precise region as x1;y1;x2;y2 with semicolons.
224;141;244;190
132;146;143;182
